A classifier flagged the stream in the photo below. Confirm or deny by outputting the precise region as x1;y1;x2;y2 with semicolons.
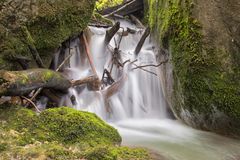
50;20;240;160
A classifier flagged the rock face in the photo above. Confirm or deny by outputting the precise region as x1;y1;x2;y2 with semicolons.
0;0;96;70
148;0;240;137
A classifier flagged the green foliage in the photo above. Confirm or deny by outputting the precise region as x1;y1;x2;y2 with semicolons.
84;146;151;160
95;0;124;10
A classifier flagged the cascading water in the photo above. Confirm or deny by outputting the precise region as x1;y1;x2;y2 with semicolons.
59;20;167;121
52;20;240;160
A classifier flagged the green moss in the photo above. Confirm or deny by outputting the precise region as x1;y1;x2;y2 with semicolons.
0;0;96;70
95;0;124;10
0;105;150;159
84;146;151;160
36;107;122;145
148;0;240;135
0;105;121;146
112;146;151;160
0;143;7;153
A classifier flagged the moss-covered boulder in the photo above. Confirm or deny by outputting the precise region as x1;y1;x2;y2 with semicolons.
148;0;240;137
0;0;96;70
0;105;121;146
0;105;152;159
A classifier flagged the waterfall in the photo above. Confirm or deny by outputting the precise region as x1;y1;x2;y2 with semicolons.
58;20;168;122
47;20;240;160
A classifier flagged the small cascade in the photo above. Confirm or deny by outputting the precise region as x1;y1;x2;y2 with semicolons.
54;20;168;122
47;20;240;160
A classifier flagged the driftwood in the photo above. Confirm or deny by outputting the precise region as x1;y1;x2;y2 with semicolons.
102;67;127;100
88;23;112;28
103;0;136;18
101;0;143;17
0;69;100;96
105;22;120;44
82;34;98;75
127;27;137;34
71;75;100;88
21;96;41;112
129;14;145;28
134;27;150;55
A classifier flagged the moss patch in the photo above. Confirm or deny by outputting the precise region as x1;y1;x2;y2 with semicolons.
0;105;121;146
0;105;151;159
0;0;96;70
148;0;240;136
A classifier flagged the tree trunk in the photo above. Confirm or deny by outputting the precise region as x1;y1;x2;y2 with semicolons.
0;69;99;96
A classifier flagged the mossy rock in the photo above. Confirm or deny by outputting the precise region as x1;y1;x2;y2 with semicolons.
148;0;240;137
0;0;96;70
0;105;121;146
0;105;152;159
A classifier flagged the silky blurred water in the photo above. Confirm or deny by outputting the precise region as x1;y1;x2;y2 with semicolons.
55;20;240;160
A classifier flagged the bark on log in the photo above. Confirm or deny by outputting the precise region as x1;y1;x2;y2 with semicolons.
0;69;71;96
134;27;150;55
71;75;100;89
0;69;99;96
105;22;120;44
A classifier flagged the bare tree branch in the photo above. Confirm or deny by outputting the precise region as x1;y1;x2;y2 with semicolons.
103;0;136;18
132;60;168;70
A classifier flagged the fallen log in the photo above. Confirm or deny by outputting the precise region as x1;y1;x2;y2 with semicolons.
129;14;145;28
100;0;143;17
105;22;120;44
71;75;100;88
134;27;150;55
88;23;112;28
0;69;99;96
0;69;71;96
82;34;98;75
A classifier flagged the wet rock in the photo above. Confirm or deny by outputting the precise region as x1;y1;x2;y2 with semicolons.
148;0;240;137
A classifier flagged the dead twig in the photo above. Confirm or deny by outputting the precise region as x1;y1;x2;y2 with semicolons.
132;63;157;76
21;96;41;113
132;60;169;70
